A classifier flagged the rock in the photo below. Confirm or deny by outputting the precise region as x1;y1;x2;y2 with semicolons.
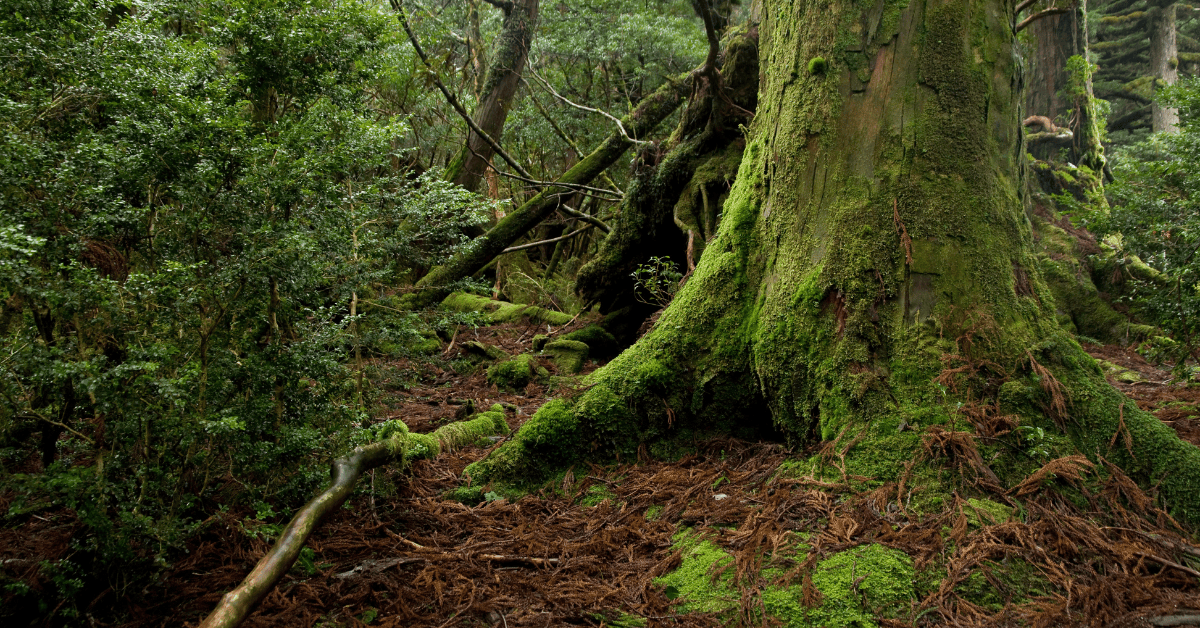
560;324;620;358
543;339;589;374
461;340;508;362
531;334;549;352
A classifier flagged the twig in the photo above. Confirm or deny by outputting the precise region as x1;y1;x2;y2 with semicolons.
528;67;650;145
1147;614;1200;627
489;166;622;200
386;529;560;566
557;204;610;233
1136;551;1200;579
1014;0;1040;14
1016;7;1071;32
502;225;593;253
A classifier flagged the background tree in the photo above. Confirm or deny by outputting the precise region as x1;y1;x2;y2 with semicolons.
1091;0;1200;141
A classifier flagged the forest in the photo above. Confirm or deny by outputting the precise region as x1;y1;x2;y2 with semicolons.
3;0;1200;625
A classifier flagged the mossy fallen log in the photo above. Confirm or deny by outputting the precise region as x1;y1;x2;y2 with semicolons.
442;291;575;326
197;411;510;628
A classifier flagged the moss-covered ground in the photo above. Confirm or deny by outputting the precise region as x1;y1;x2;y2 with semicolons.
87;309;1200;627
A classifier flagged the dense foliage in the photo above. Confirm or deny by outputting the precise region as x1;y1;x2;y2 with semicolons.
0;0;493;616
1099;78;1200;368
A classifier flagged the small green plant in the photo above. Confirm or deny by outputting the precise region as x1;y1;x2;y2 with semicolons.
1019;425;1052;460
808;56;827;74
631;256;683;307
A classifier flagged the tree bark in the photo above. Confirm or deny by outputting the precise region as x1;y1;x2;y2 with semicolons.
399;75;689;310
1150;1;1180;133
1024;0;1105;171
467;0;1200;526
443;0;539;193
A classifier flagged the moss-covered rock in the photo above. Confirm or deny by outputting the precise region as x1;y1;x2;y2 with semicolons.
531;334;550;352
442;291;574;326
560;325;620;358
486;354;547;390
463;399;585;485
543;339;590;373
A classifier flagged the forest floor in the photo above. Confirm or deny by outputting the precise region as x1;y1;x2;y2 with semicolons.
6;321;1200;627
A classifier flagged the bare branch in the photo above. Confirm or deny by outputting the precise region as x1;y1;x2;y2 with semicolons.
528;66;650;146
502;225;594;253
1016;7;1071;32
391;0;535;181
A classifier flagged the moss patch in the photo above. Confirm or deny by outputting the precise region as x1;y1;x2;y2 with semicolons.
543;339;590;374
560;325;620;358
487;354;546;390
655;533;916;627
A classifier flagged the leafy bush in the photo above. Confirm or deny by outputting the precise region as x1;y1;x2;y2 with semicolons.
0;0;492;616
1097;77;1200;372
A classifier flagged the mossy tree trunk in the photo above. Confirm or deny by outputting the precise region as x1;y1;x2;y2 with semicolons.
1149;1;1180;133
575;28;759;343
443;0;538;194
470;0;1200;525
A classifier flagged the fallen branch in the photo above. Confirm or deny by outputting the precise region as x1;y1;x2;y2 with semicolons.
198;413;510;628
1148;614;1200;627
558;204;610;234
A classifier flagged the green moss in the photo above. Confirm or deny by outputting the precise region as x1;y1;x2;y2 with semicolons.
444;485;485;506
803;544;916;627
531;334;549;351
956;557;1052;611
963;498;1013;527
463;399;584;486
579;484;617;507
543;339;590;373
441;291;574;326
561;324;620;358
653;531;739;616
487;354;542;390
654;534;916;628
807;56;827;74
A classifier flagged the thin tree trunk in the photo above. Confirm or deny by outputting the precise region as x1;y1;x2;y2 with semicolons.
1150;1;1180;133
444;0;539;193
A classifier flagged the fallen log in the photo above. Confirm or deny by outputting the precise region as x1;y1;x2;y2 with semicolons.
197;411;510;628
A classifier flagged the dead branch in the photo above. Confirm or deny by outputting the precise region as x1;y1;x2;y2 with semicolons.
502;225;593;253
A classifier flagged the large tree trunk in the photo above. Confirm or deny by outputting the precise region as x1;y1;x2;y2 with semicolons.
1150;1;1180;133
468;0;1200;525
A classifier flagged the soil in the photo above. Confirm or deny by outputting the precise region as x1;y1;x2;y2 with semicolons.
4;326;1200;627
